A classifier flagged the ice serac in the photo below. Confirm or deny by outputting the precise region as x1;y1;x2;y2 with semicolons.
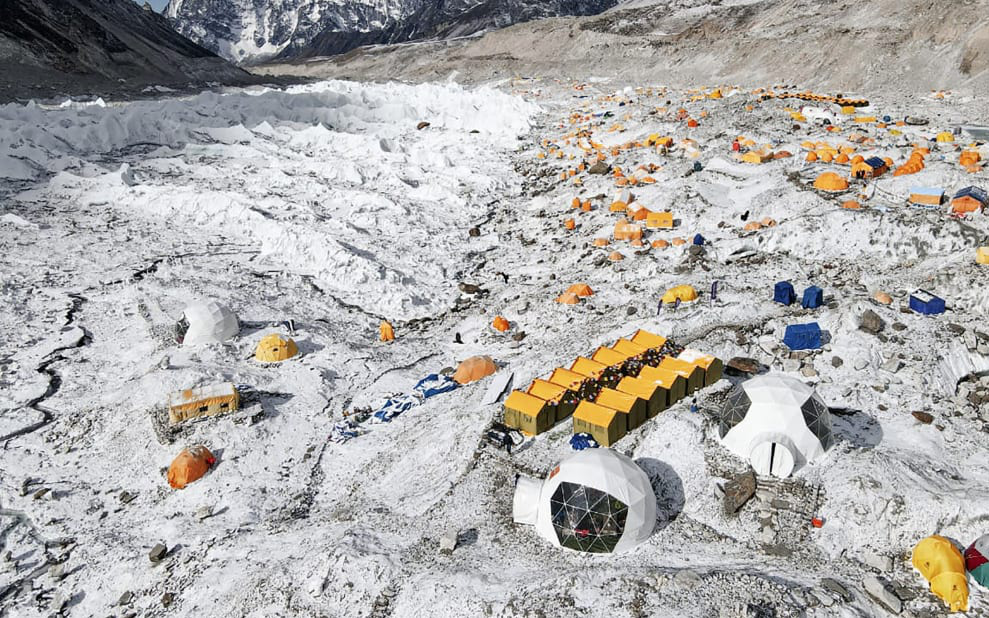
166;0;618;64
0;0;253;100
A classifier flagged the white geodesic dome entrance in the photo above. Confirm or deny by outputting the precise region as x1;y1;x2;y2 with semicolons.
512;448;657;554
177;301;239;346
719;374;833;478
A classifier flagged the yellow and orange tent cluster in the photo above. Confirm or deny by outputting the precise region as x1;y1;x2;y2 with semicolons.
501;330;722;445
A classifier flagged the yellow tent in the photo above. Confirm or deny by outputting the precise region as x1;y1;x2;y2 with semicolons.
255;334;298;362
936;131;955;143
813;172;849;192
912;535;968;612
662;285;698;304
453;356;497;385
380;321;395;342
977;247;989;265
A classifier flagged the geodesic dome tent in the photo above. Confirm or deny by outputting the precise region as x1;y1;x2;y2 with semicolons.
513;448;656;554
719;374;833;477
175;301;239;345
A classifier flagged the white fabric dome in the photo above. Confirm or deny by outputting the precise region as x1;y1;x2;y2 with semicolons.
513;448;656;554
719;374;833;477
179;301;239;345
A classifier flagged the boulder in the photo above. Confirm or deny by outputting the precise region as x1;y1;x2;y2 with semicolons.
725;357;763;376
863;575;902;613
722;470;756;515
587;161;610;175
859;309;884;335
148;543;167;563
439;529;458;554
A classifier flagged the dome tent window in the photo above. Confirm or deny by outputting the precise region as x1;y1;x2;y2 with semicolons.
550;482;628;553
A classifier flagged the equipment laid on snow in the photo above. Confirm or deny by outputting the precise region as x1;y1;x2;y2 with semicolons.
372;373;459;422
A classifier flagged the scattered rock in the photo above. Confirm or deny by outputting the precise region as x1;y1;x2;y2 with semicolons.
688;244;704;257
149;543;167;563
118;591;134;606
458;282;484;295
726;357;763;376
161;592;175;608
722;470;756;515
947;323;966;335
119;490;136;504
672;569;703;589
416;121;430;130
821;578;852;602
512;331;526;341
831;356;843;368
194;505;213;521
863;575;902;613
32;487;49;500
468;226;481;237
783;359;800;373
853;359;869;371
859;309;884;335
50;590;68;613
881;359;902;374
892;322;907;332
439;529;459;554
801;365;818;377
587;161;610;175
626;306;637;316
49;563;65;581
864;552;894;572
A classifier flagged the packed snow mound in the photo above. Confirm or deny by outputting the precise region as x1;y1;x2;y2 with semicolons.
3;81;539;319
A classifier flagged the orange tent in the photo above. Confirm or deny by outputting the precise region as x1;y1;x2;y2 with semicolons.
567;283;594;297
842;200;861;209
805;151;818;162
556;292;580;304
743;222;762;231
652;239;669;249
453;356;497;385
380;321;395;342
608;251;624;262
813;172;849;192
614;222;643;241
564;218;576;230
492;316;510;332
168;445;215;489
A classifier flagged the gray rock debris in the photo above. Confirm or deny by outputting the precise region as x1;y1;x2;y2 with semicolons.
722;470;756;515
864;552;894;572
863;575;902;613
439;529;458;554
148;543;167;563
859;309;884;335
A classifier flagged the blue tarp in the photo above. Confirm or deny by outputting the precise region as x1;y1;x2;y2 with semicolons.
372;373;460;422
865;156;886;170
802;285;824;309
774;281;796;305
570;433;600;450
693;234;705;245
783;323;822;350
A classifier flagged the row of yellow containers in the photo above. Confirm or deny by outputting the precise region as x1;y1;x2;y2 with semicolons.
502;330;723;446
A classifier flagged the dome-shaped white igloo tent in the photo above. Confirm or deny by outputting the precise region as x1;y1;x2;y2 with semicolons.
175;301;239;345
719;374;833;478
513;448;657;554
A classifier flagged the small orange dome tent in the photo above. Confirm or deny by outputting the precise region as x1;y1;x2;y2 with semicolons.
380;320;395;342
608;251;624;262
492;316;510;332
168;445;215;489
453;356;497;385
255;334;298;362
813;172;849;192
567;283;594;297
556;292;580;304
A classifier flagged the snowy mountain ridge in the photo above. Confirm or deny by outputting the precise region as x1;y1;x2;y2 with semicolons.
165;0;618;64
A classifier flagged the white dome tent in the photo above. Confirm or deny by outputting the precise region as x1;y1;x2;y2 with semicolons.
176;301;239;345
513;448;656;554
719;374;833;477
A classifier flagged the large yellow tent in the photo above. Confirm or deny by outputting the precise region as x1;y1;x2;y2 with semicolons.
255;334;298;362
662;285;698;304
813;172;849;192
912;535;968;612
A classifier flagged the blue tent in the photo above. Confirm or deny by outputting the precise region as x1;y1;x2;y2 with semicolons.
802;286;824;309
783;323;822;350
693;233;705;245
909;290;946;315
774;281;796;305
